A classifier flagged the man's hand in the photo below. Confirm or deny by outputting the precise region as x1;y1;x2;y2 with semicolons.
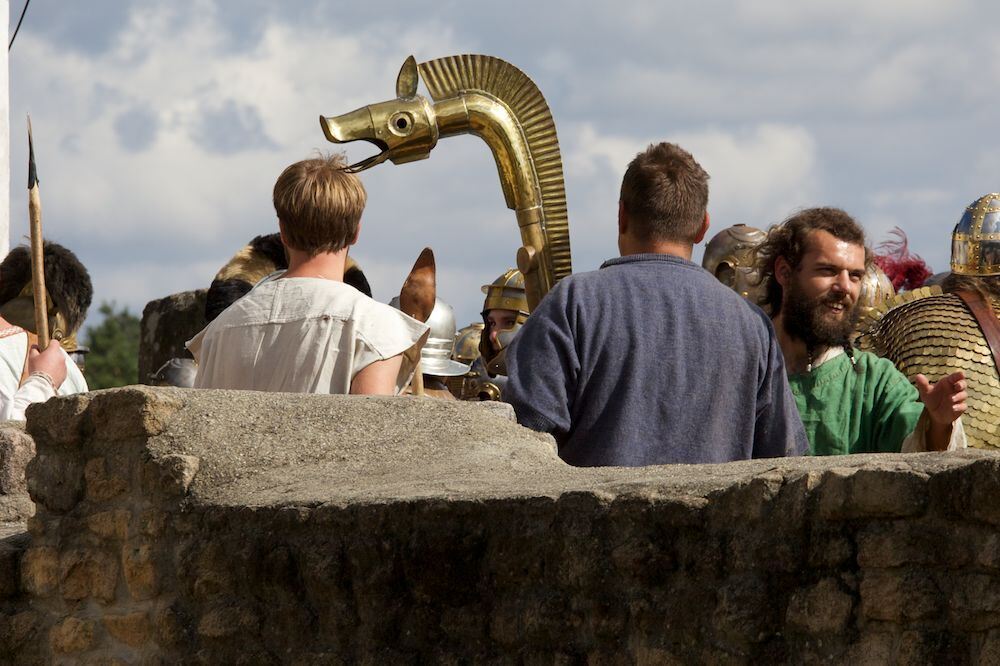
28;343;67;389
915;371;967;451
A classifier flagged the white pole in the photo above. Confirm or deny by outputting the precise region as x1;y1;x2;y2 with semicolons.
0;0;9;259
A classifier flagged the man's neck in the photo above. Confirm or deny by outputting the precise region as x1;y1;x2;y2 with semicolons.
619;238;693;260
282;248;349;281
773;312;832;374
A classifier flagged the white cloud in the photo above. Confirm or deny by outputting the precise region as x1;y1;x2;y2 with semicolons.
566;122;820;226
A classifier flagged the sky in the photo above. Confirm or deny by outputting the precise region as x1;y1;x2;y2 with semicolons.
6;0;1000;331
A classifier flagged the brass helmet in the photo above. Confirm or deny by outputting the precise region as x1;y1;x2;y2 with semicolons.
390;296;470;377
453;323;484;365
856;264;896;322
952;194;1000;276
479;268;529;363
701;224;767;302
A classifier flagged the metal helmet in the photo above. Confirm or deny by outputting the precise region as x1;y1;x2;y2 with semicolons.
150;358;198;388
952;194;1000;276
479;269;530;363
855;264;896;335
453;323;484;365
701;224;768;302
390;296;471;377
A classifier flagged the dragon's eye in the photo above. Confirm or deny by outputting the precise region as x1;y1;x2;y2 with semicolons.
389;112;414;136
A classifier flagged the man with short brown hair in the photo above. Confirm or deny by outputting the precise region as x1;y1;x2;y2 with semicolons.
756;207;967;454
504;142;807;466
188;154;428;395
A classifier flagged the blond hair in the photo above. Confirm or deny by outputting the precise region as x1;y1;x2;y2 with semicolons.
273;154;367;255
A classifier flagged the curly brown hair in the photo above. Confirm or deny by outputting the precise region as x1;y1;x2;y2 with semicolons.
755;207;872;316
619;142;709;244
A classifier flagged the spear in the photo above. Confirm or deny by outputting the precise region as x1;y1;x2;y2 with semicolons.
27;116;50;350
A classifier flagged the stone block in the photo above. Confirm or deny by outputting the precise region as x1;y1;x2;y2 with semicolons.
856;522;941;568
816;468;928;520
197;604;260;638
25;452;84;513
0;424;33;494
50;616;95;654
86;509;131;540
859;570;941;622
139;289;206;385
0;530;28;599
104;611;151;648
785;577;854;635
143;453;199;497
84;457;128;502
20;545;59;596
60;548;118;603
122;539;159;600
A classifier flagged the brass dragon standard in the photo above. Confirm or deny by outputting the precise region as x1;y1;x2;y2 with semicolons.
319;54;572;312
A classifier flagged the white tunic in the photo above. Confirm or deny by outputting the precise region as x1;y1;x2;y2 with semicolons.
0;328;89;421
187;276;428;395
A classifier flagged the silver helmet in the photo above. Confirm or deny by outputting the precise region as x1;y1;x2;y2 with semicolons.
701;224;768;303
391;296;471;377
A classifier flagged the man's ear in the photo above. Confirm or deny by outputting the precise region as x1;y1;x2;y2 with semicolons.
774;256;792;287
277;219;287;246
349;220;362;246
618;201;628;237
693;211;710;244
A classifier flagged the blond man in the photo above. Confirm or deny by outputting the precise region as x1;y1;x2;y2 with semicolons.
188;155;428;395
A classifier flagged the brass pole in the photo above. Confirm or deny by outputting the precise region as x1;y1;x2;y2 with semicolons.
27;116;49;350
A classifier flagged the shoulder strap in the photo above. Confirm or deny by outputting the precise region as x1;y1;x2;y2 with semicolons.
956;290;1000;375
18;331;39;388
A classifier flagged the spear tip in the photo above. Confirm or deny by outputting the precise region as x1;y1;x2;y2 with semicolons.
27;115;38;190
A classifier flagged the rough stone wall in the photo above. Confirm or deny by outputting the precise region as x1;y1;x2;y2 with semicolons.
138;290;207;384
5;387;1000;663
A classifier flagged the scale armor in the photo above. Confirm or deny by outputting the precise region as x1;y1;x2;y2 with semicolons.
859;289;1000;447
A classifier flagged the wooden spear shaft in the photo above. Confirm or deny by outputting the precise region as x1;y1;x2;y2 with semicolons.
27;116;50;350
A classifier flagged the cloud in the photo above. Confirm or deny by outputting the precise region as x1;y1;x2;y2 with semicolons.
113;105;159;152
566;122;820;228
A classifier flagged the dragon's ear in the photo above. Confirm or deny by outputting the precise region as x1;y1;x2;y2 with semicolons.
396;55;419;98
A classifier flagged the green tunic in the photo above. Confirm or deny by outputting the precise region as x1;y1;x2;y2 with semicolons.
788;350;923;455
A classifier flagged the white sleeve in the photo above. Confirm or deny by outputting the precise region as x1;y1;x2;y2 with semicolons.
900;413;967;452
2;374;56;421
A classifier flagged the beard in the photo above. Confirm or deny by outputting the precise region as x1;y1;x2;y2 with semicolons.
782;281;859;349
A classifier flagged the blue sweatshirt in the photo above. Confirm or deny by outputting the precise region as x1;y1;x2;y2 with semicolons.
504;254;808;466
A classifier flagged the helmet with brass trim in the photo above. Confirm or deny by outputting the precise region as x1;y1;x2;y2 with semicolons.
701;224;767;302
952;194;1000;276
479;269;529;363
453;323;484;365
856;264;896;322
390;296;470;377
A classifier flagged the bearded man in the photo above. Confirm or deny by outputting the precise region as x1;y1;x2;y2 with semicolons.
756;207;967;454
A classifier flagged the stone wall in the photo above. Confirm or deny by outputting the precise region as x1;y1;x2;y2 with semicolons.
4;387;1000;663
138;290;207;384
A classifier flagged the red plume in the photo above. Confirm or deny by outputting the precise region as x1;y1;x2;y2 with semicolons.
873;227;932;291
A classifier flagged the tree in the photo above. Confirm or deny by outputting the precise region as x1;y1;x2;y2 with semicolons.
83;302;141;389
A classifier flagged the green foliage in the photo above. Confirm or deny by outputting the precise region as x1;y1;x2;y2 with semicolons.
83;302;140;389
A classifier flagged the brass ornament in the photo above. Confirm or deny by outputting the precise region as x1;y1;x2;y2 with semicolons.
320;54;572;312
859;290;1000;448
952;193;1000;276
